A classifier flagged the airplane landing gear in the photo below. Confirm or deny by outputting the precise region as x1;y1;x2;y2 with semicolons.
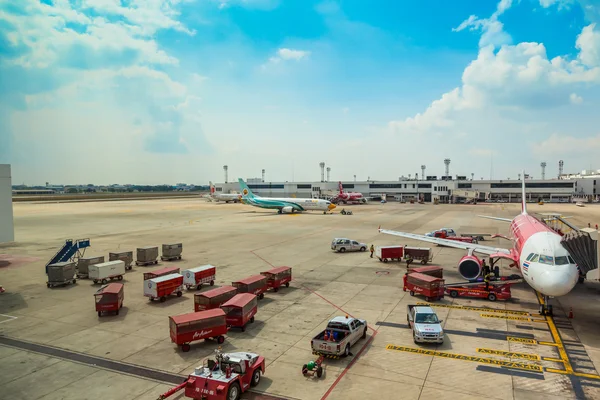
277;209;282;214
539;296;553;316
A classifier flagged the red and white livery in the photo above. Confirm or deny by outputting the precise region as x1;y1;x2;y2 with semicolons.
331;182;366;204
379;171;578;316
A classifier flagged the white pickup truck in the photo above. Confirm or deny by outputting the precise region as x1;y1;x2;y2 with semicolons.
311;316;368;357
407;305;444;344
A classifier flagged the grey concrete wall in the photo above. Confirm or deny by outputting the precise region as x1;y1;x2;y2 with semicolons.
0;164;15;242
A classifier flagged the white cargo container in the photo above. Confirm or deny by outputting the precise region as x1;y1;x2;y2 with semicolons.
143;273;184;302
182;265;216;290
89;260;126;284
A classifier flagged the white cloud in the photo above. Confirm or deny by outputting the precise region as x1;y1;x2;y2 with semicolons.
533;133;600;156
539;0;576;9
576;23;600;67
453;0;513;48
570;93;583;104
277;48;310;60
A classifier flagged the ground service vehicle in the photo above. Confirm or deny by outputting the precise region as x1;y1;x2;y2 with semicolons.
260;266;292;292
143;266;180;281
47;262;77;288
183;265;216;290
340;209;353;215
301;355;324;378
404;272;444;301
94;283;124;317
232;275;268;300
376;246;404;262
169;309;228;352
331;238;367;253
89;260;125;285
430;230;477;244
404;247;433;265
157;349;265;400
221;293;257;332
109;251;134;270
311;315;368;358
407;265;443;278
407;305;444;344
445;283;512;301
425;228;456;237
145;273;184;302
77;256;105;279
194;286;238;312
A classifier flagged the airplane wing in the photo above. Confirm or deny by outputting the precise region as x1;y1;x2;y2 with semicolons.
478;215;513;223
378;228;512;256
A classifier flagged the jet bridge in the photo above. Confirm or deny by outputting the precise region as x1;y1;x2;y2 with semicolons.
561;228;600;281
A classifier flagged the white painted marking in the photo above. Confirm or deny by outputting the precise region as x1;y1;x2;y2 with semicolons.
0;314;18;324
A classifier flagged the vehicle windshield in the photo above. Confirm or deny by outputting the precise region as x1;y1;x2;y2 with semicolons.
554;256;569;265
538;255;554;265
415;313;439;324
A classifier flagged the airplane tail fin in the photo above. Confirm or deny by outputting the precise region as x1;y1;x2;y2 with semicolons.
209;181;215;194
339;181;343;194
521;170;527;215
238;178;256;199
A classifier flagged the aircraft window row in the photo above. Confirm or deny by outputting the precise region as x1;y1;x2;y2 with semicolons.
526;253;574;265
538;255;554;265
554;256;569;265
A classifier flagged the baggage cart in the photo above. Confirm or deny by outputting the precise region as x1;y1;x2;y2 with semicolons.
136;246;159;266
403;272;444;301
232;275;268;300
407;265;443;278
260;266;292;292
47;261;77;288
95;283;124;317
169;309;228;352
445;283;512;302
220;293;258;332
77;256;105;279
89;260;126;285
109;251;133;270
376;246;404;262
144;273;184;302
161;243;183;261
404;246;433;265
143;266;180;281
194;286;238;312
183;265;216;290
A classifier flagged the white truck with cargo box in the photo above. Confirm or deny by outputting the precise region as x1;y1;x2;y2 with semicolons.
311;315;368;358
407;305;444;344
77;256;105;279
136;246;159;266
47;261;77;288
109;251;133;270
161;243;183;261
89;260;126;285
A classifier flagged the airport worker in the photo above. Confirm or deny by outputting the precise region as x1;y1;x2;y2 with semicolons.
406;254;414;268
370;244;375;258
482;259;490;277
484;271;492;290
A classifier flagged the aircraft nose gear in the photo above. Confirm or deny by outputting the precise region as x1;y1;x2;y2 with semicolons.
539;295;553;316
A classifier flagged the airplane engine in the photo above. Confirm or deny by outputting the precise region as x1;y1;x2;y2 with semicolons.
458;254;482;280
282;206;294;213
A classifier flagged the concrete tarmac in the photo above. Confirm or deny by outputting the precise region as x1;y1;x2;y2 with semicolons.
1;199;600;399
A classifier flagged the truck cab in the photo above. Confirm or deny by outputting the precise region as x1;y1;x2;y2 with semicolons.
407;305;444;344
311;316;368;357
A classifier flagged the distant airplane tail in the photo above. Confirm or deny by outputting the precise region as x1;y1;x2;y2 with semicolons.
338;181;344;194
238;178;256;199
209;181;215;194
521;170;527;215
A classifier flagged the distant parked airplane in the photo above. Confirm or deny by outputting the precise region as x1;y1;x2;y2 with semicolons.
205;182;241;203
330;182;366;204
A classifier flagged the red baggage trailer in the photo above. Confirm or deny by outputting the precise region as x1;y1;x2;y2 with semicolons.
260;266;292;292
143;266;180;281
183;265;216;290
169;309;228;352
194;286;238;312
375;246;404;262
221;293;258;332
144;273;184;302
445;283;512;302
404;272;444;301
404;247;433;265
94;283;124;317
232;275;268;300
407;265;443;279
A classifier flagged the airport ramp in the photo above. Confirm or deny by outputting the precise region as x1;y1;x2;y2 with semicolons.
561;228;598;276
45;238;90;274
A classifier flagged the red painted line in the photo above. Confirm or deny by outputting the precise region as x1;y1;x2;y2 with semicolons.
251;251;275;267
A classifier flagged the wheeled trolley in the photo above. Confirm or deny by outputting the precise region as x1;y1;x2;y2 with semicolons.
161;243;183;261
47;262;77;288
302;355;324;378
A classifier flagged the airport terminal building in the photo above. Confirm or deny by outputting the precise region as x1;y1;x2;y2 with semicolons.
214;177;576;204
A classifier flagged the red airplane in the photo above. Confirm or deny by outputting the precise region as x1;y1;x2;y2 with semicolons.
331;181;366;204
379;171;579;316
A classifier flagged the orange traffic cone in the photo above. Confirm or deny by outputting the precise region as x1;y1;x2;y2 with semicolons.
568;307;574;319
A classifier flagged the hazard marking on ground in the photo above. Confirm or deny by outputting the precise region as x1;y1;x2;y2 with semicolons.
507;336;537;344
480;313;546;322
417;302;530;316
477;348;540;361
386;344;543;372
375;271;390;275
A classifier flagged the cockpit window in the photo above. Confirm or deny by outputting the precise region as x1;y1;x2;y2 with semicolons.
568;256;575;264
526;253;535;261
555;256;569;265
538;255;554;265
530;254;539;262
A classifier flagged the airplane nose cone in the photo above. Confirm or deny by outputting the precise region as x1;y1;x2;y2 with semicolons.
328;203;336;210
531;263;579;297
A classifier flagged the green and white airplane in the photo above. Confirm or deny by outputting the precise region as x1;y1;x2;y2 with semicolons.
238;178;337;214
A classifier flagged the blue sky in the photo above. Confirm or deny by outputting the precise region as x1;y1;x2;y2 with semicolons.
1;0;599;184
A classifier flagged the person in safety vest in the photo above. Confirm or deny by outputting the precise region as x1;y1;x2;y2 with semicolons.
484;272;492;290
370;244;375;258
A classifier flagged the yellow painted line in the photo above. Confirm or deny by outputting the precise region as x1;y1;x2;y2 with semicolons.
480;313;547;323
546;368;570;375
507;337;537;345
543;357;565;363
417;302;530;316
477;348;540;361
538;341;560;347
536;291;574;374
574;372;600;380
386;344;543;372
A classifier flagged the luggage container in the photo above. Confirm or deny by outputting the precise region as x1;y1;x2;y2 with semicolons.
143;266;180;281
169;309;228;352
404;247;433;265
407;265;443;279
403;272;444;301
77;256;105;279
183;265;216;290
161;243;183;261
94;283;124;317
47;261;77;288
260;266;292;292
232;275;268;300
220;293;258;332
136;246;159;266
376;246;404;262
194;286;238;312
445;283;512;302
109;251;133;270
89;260;126;285
144;273;184;302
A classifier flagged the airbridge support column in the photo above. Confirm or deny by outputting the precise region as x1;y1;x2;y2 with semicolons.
0;164;14;243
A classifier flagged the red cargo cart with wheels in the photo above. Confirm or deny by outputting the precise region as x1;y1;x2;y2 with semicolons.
194;286;238;312
221;293;258;332
260;266;292;292
232;275;268;300
94;283;124;317
169;309;228;352
375;246;404;262
183;265;216;290
144;273;184;303
445;283;512;301
403;272;444;302
407;265;443;278
143;266;181;281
